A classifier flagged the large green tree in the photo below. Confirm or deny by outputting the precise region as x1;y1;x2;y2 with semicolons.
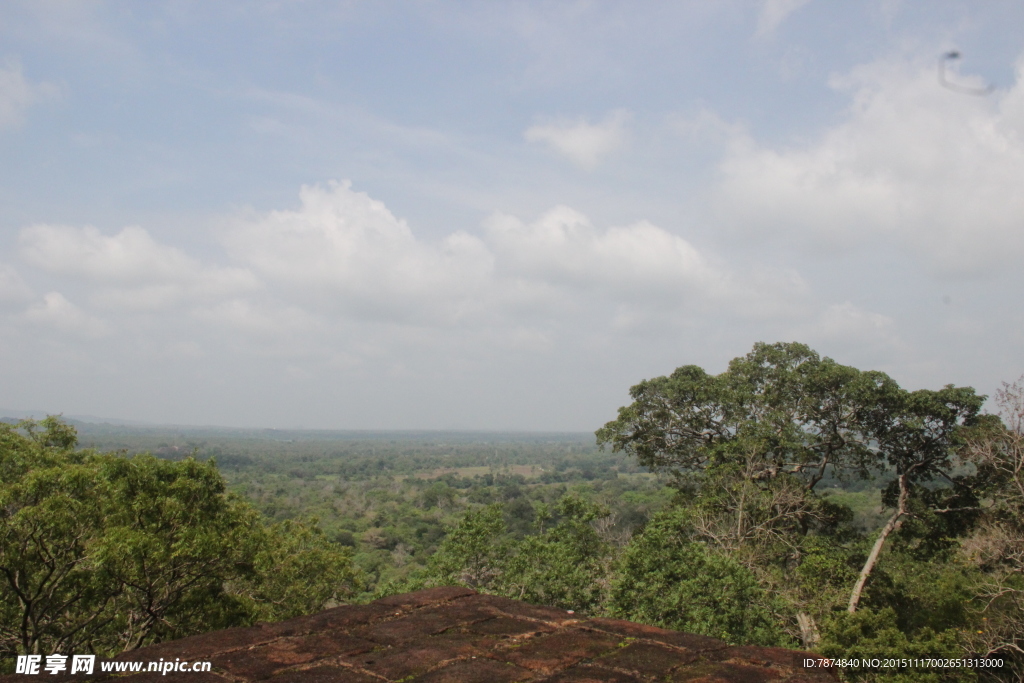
597;342;985;646
0;418;112;656
0;418;359;662
596;342;895;496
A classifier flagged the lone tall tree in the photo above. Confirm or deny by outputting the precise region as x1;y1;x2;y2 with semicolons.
597;343;898;540
597;342;984;631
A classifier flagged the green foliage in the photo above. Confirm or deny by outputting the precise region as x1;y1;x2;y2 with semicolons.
820;608;975;682
958;379;1024;677
210;456;669;597
0;428;109;656
841;384;986;613
427;504;509;590
795;541;859;595
0;418;359;661
594;342;908;613
240;518;362;621
425;496;615;614
875;386;984;485
498;496;613;613
610;507;790;646
596;342;895;490
3;352;1011;678
87;453;267;651
861;555;977;637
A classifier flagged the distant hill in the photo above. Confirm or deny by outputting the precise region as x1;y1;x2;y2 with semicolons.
0;409;149;426
0;411;592;444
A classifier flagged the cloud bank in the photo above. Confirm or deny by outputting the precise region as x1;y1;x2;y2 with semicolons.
8;33;1021;429
712;56;1024;275
8;181;826;360
20;224;258;311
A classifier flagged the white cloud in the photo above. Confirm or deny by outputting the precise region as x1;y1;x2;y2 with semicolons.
25;292;108;338
5;180;917;429
22;224;198;283
0;265;32;304
223;181;493;324
19;224;258;310
756;0;813;38
713;55;1024;275
0;180;795;342
489;206;723;297
486;205;810;321
524;110;629;169
0;58;59;129
10;181;821;394
788;301;908;363
47;181;804;333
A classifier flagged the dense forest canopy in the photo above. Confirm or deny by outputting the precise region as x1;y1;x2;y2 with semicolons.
3;342;1023;682
0;418;358;660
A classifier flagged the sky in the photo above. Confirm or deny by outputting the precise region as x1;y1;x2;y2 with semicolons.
1;0;1023;431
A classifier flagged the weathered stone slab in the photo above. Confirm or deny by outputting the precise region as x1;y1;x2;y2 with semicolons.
1;588;838;682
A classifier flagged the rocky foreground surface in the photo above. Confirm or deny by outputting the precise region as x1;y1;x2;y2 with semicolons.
5;586;837;682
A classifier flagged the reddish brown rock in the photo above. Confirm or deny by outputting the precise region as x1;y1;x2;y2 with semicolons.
506;630;624;672
3;588;837;682
594;641;701;676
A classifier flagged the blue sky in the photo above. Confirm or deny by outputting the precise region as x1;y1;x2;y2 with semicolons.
2;1;1023;430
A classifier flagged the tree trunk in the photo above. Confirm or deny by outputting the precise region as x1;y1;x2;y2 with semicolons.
847;473;909;613
735;483;747;543
797;612;820;649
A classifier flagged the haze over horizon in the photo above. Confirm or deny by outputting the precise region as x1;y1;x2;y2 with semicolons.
2;1;1023;431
